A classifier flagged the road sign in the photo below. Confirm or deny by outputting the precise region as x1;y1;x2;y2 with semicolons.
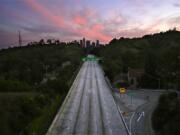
119;88;126;94
82;55;99;62
82;58;86;61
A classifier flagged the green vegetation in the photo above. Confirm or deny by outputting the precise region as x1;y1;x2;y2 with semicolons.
0;41;84;135
152;92;180;135
97;29;180;135
0;79;32;92
1;30;180;135
98;29;180;89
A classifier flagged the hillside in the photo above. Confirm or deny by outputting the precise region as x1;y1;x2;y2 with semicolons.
99;30;180;90
0;42;84;135
98;30;180;135
0;30;180;135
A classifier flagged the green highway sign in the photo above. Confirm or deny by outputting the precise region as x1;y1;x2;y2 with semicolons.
81;55;100;61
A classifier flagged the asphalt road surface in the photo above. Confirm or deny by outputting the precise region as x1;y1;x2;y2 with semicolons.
114;90;163;135
46;61;128;135
131;91;162;135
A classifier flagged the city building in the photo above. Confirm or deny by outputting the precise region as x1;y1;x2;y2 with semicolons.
83;38;86;48
96;40;99;47
92;42;95;47
80;38;100;48
80;40;83;47
86;40;91;48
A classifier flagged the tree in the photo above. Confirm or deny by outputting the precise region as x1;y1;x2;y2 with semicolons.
55;40;60;45
39;39;45;45
47;39;52;45
109;38;118;44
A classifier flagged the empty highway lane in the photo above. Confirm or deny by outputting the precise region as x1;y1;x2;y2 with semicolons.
46;61;128;135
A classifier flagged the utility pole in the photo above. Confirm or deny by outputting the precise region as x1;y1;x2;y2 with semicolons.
18;30;22;46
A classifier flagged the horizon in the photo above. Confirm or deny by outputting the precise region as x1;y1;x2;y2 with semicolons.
0;0;180;48
1;29;179;50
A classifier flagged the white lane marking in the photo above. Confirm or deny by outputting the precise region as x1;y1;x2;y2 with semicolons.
137;111;145;122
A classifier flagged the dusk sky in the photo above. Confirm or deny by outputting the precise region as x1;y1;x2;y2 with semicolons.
0;0;180;47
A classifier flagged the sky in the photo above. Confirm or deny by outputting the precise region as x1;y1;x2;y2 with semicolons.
0;0;180;47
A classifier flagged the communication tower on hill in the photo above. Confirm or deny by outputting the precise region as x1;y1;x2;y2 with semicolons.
18;30;22;46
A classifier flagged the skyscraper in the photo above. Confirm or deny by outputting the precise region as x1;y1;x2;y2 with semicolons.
80;40;83;48
86;40;91;48
92;42;95;47
83;38;86;48
96;40;99;47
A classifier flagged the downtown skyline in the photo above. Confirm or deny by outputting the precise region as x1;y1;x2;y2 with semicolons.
0;0;180;48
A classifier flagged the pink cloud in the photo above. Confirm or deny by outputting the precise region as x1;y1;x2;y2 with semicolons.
26;0;65;28
91;24;104;31
17;0;180;43
73;16;87;25
78;24;111;42
25;0;111;42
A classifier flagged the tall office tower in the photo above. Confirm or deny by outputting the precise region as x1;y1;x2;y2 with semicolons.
96;40;99;47
86;40;91;48
80;40;83;48
83;38;86;48
92;42;95;47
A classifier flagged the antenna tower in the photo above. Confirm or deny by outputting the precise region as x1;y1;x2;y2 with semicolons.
18;31;22;46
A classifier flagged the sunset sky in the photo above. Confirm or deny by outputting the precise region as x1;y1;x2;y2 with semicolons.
0;0;180;47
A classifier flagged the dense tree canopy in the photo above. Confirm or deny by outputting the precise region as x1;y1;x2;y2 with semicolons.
99;30;180;89
0;42;84;135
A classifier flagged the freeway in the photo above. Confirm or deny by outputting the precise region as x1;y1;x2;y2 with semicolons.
46;61;128;135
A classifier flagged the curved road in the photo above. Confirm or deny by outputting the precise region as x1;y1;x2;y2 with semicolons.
113;89;163;135
131;91;161;135
46;61;128;135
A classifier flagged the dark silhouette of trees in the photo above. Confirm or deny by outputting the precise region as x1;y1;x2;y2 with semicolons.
0;43;84;135
47;39;52;45
109;38;118;44
55;40;60;45
152;92;180;135
39;39;45;45
99;30;180;90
